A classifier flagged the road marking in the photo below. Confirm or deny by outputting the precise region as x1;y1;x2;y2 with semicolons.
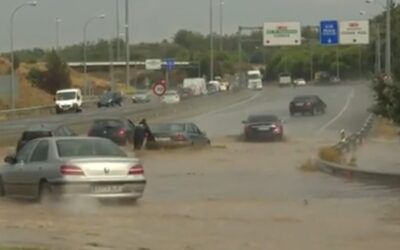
316;87;355;135
195;91;263;118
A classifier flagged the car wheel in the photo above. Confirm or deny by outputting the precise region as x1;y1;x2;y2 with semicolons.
0;176;5;197
311;107;316;116
38;181;56;203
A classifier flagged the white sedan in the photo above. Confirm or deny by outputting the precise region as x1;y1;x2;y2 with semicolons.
162;90;181;104
294;78;307;86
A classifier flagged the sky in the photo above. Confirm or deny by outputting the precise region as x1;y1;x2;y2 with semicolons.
0;0;392;52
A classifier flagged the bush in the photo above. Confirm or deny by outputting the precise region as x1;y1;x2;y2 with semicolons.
318;147;343;164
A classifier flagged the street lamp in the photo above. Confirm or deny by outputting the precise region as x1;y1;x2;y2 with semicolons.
366;0;391;77
209;0;214;81
360;10;382;74
9;0;38;109
83;14;106;96
55;18;61;53
219;0;224;51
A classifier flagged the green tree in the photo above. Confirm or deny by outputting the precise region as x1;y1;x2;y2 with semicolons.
27;67;45;87
44;50;71;94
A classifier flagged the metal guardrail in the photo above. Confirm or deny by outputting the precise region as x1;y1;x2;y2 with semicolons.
0;96;99;120
332;114;375;153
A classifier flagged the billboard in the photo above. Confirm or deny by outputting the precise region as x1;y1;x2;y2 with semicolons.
263;22;301;46
339;20;370;45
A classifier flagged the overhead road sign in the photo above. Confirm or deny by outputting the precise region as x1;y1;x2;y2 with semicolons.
165;58;175;71
145;59;162;70
339;20;370;45
263;22;301;46
320;20;339;45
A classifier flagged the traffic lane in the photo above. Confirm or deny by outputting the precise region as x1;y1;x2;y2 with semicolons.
0;96;162;133
187;84;368;140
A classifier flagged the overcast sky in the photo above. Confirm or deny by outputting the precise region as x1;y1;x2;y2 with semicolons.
0;0;391;52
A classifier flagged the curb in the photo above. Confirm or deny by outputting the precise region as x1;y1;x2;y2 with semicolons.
318;159;400;186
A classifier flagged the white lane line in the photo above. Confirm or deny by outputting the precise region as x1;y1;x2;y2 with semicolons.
194;91;263;118
316;87;355;135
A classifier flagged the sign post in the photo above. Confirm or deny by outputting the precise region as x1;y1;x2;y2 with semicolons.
145;59;162;70
320;20;340;78
164;58;175;88
339;20;370;45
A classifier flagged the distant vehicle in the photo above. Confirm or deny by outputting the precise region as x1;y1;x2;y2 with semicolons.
294;78;307;86
289;95;327;116
279;73;292;87
183;78;207;96
162;90;181;104
247;70;263;90
55;88;82;114
315;71;330;83
208;80;221;92
98;91;123;108
132;90;151;103
242;114;284;141
220;81;230;91
207;84;219;95
149;122;210;148
88;118;144;148
330;76;341;83
16;124;76;153
178;88;193;100
0;137;146;202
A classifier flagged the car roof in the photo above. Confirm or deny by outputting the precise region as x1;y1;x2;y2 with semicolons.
248;114;278;120
294;95;318;99
24;123;64;132
56;88;80;93
42;136;111;143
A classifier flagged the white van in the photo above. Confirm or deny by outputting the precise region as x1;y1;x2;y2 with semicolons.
55;88;83;114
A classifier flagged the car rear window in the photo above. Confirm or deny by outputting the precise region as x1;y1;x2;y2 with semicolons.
93;120;124;128
57;139;127;158
151;123;185;133
248;115;278;123
294;96;317;102
22;131;52;141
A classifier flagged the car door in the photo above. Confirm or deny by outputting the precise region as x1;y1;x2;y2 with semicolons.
193;124;209;145
186;124;203;145
22;140;50;198
4;140;37;197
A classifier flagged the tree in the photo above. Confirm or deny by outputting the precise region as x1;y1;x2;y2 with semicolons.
27;67;45;87
44;50;71;94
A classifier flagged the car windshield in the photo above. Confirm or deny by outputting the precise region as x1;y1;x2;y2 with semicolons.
100;92;114;101
248;74;260;80
248;115;278;123
56;92;76;101
57;139;127;158
151;123;185;133
294;96;316;102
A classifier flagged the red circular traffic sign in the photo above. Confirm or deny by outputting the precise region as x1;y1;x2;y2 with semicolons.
152;83;166;97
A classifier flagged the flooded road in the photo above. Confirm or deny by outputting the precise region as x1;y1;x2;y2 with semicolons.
1;84;399;250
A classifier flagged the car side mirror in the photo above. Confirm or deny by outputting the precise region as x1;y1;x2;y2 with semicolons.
77;96;81;101
4;155;17;165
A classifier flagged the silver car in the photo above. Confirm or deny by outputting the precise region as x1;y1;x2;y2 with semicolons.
0;137;146;202
132;90;151;103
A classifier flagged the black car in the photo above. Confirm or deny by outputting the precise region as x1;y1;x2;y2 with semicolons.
242;115;284;141
16;124;76;152
88;118;145;148
97;91;123;108
289;95;326;116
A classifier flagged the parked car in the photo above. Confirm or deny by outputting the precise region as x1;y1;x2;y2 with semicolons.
132;90;151;103
178;88;193;100
162;90;181;104
242;114;284;141
97;91;123;108
149;122;210;148
289;95;327;116
16;124;76;153
0;137;146;202
207;84;219;95
294;78;307;86
88;118;145;149
330;76;341;84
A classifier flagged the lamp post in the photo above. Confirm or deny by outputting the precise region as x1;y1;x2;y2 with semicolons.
219;0;224;51
55;18;61;53
360;10;381;75
366;0;391;77
83;14;106;96
209;0;214;81
10;0;38;109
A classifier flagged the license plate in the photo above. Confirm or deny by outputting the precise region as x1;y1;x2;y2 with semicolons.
257;126;271;131
93;185;123;193
295;103;304;107
156;137;171;142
